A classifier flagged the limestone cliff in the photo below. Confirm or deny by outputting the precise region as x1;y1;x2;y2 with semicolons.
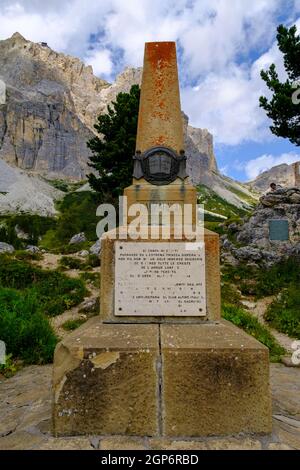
247;162;300;193
0;33;217;183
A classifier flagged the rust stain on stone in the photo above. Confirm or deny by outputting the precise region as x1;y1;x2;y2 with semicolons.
136;41;184;154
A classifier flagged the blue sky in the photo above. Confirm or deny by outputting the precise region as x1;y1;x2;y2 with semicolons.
0;0;299;182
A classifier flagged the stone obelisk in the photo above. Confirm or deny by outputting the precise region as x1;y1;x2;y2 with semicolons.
52;41;272;439
124;42;197;225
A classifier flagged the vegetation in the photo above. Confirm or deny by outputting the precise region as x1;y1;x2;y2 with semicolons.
265;285;300;339
87;85;140;204
197;184;250;220
222;258;300;298
0;214;56;249
0;288;57;365
260;24;300;146
0;255;87;317
41;191;100;252
222;303;285;362
62;318;87;331
79;272;100;288
44;178;87;193
59;254;100;271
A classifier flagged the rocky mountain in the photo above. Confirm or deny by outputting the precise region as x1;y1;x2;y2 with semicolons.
247;162;300;193
0;32;256;215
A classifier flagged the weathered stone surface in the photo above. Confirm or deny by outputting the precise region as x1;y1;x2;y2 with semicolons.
1;362;300;449
0;241;14;253
26;245;40;253
272;419;300;450
0;431;46;450
161;321;272;437
221;194;300;266
35;437;94;450
89;239;101;255
69;232;86;245
267;442;294;450
100;437;147;450
149;439;208;450
136;42;183;154
53;319;159;437
206;438;262;450
271;364;300;420
100;228;221;323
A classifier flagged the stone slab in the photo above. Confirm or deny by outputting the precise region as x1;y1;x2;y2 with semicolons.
100;228;221;323
115;241;206;317
161;321;272;437
52;319;159;437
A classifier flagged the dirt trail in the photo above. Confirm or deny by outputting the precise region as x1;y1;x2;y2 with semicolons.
34;252;100;339
242;296;294;353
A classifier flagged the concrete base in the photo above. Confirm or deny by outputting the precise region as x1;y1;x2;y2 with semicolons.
52;318;272;437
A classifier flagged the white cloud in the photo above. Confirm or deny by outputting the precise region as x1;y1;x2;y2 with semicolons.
245;152;300;180
85;49;113;78
0;0;299;146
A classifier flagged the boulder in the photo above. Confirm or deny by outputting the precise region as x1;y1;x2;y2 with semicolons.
0;242;14;253
89;239;101;255
69;233;86;245
25;245;40;253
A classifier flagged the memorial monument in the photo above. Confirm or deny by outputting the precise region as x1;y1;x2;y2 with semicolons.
52;42;272;438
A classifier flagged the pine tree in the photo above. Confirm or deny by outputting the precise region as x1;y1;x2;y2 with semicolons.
87;84;140;203
259;24;300;146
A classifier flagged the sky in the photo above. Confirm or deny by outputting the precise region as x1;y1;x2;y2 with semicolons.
0;0;299;182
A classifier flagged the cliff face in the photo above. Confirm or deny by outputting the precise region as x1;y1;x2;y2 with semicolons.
247;162;300;193
0;32;108;179
0;33;217;182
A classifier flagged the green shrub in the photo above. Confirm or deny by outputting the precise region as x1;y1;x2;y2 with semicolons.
0;214;56;248
15;250;43;261
59;256;85;270
222;303;285;362
0;288;57;364
0;256;87;316
222;258;300;298
265;285;300;338
84;254;100;269
79;272;100;288
62;318;87;331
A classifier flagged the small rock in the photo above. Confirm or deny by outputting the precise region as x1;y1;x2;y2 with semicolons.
78;250;89;257
79;297;99;316
25;245;40;254
0;242;14;253
69;232;86;245
90;239;101;255
15;225;29;239
241;300;257;310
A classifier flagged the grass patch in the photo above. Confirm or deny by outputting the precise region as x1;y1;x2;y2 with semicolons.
59;256;85;270
0;288;57;364
222;258;300;298
44;178;87;193
62;318;87;331
79;272;100;288
265;285;300;339
59;254;100;271
15;250;43;261
197;184;250;219
222;303;285;362
0;255;87;316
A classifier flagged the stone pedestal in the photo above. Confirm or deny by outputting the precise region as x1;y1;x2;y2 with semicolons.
52;319;272;437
